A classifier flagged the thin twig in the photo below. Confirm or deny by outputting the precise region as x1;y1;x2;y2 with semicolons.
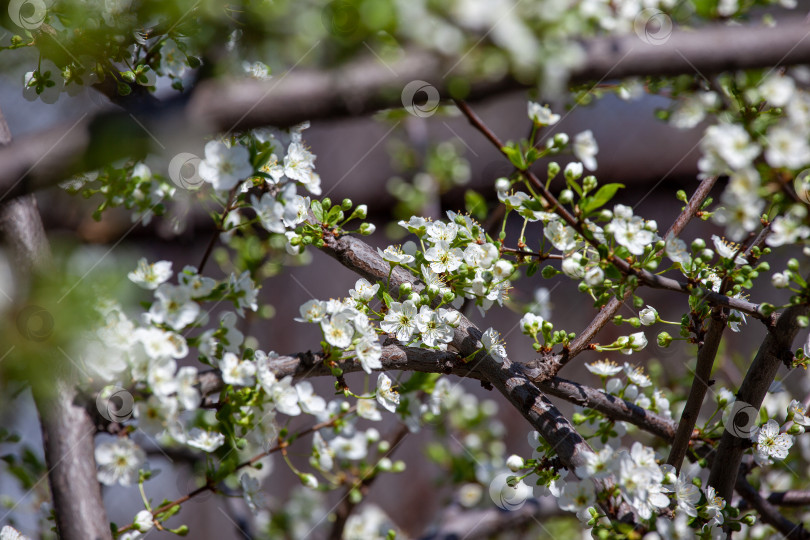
328;425;409;540
736;475;809;540
666;308;727;471
199;187;238;273
455;100;765;321
115;408;355;534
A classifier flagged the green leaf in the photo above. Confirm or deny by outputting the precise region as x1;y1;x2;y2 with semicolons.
381;291;393;309
464;190;487;219
525;147;541;166
526;260;539;277
580;183;624;214
502;143;526;170
325;206;344;225
311;200;324;222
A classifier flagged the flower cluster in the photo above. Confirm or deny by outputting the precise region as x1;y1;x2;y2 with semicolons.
519;438;727;535
396;212;517;313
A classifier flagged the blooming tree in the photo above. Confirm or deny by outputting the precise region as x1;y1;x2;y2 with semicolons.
2;0;810;539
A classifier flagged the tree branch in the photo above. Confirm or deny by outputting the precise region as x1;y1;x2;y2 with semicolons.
456;99;767;324
564;175;719;362
708;302;810;501
666;309;726;471
736;475;809;540
196;342;679;443
0;108;112;540
537;376;678;442
3;20;810;199
766;490;810;506
419;498;563;540
318;234;644;521
328;425;409;540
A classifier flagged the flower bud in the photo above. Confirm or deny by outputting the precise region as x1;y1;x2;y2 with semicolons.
639;306;658;326
788;258;800;271
559;189;574;204
657;331;673;348
359;222;375;235
506;454;525;472
547;162;560;179
300;473;319;489
564;162;583;181
772;272;790;288
495;177;510;193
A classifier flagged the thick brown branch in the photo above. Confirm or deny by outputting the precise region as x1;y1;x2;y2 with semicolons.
537;376;679;441
317;234;636;521
708;302;810;501
3;20;810;198
0;108;111;540
197;344;678;443
420;498;563;540
767;490;810;506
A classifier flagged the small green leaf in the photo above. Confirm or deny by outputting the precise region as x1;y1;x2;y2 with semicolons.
502;143;526;170
580;183;624;214
311;200;324;222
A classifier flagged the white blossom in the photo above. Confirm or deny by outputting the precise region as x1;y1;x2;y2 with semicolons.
199;140;253;191
357;398;382;421
527;102;560;125
296;381;327;415
381;301;418;342
425;242;463;274
754;419;793;461
349;278;379;302
186;428;226;452
586;359;622;377
128;258;172;289
573;130;598;171
146;283;200;330
133;510;154;533
321;313;354;349
378;246;415;265
355;336;383;374
221;352;256;386
95;438;147;486
376;373;400;413
240;473;265;514
481;327;507;362
230;271;259;315
296;299;327;323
